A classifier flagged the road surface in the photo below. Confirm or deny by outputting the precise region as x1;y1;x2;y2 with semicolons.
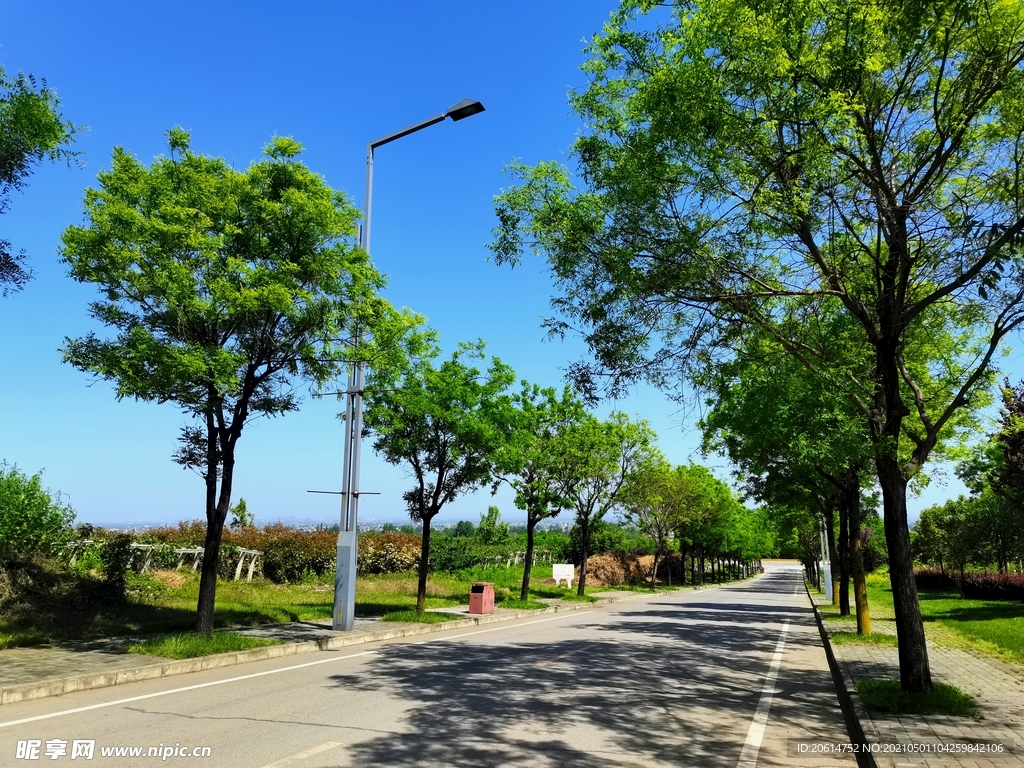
0;561;854;767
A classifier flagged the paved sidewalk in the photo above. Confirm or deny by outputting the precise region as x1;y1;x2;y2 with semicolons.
813;594;1024;767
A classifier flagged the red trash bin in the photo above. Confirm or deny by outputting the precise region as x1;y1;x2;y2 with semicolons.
469;582;495;614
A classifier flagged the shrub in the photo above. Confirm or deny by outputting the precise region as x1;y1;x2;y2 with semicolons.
259;524;336;583
100;534;133;598
962;571;1024;601
0;462;76;561
358;532;420;574
429;536;482;572
914;568;956;591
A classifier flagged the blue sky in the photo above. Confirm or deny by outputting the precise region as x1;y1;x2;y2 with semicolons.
1;1;1018;528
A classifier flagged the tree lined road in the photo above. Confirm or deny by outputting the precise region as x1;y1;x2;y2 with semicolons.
0;563;854;767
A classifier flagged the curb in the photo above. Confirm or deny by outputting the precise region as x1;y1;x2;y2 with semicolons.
0;587;672;707
806;583;879;768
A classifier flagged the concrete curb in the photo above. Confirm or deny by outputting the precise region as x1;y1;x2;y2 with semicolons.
806;583;880;768
0;587;670;707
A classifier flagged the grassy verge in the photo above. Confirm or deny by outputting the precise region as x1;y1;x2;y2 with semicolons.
497;599;547;610
380;610;461;624
127;632;281;659
0;630;47;650
854;679;980;719
830;631;897;647
825;572;1024;663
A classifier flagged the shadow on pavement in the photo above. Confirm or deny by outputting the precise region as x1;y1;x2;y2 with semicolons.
322;586;842;767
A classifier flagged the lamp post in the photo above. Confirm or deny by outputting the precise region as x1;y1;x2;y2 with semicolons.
332;99;486;631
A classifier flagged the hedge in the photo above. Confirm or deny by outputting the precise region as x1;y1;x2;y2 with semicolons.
914;568;1024;601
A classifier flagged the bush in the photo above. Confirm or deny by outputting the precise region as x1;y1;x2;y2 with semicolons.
914;568;956;591
962;571;1024;601
358;532;420;574
429;536;483;572
100;534;133;598
259;524;336;583
0;462;76;561
914;568;1024;601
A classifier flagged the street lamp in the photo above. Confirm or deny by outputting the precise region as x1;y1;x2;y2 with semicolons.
333;99;486;631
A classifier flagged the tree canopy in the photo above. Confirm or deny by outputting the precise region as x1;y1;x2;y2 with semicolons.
491;0;1024;693
60;130;383;635
363;340;518;612
1;65;77;295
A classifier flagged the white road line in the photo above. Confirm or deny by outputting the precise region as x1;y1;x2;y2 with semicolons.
0;610;596;730
0;651;377;729
413;611;595;644
736;620;790;768
258;741;342;768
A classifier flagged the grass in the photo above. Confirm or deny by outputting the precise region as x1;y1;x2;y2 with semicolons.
830;631;898;647
854;679;980;719
497;599;547;610
558;594;599;603
127;631;282;659
821;572;1024;663
0;629;47;650
380;610;460;624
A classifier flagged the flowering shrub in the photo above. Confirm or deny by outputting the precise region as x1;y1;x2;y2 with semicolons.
357;532;420;574
915;568;1024;601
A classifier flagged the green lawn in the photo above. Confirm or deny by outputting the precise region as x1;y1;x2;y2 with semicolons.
821;572;1024;662
0;562;599;646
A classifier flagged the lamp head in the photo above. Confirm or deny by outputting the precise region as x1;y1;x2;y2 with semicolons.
445;99;486;121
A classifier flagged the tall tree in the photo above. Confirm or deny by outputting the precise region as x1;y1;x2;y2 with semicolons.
553;412;656;595
493;384;587;600
1;66;77;295
363;341;517;613
492;0;1024;692
61;130;383;636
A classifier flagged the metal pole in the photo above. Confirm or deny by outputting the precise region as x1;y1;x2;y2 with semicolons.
331;101;484;631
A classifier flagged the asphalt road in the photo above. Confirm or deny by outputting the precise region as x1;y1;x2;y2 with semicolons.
0;562;855;767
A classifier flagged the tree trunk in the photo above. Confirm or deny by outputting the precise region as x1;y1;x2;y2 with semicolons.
520;515;538;601
699;550;705;586
416;515;434;614
839;499;851;616
824;506;840;606
650;549;660;590
196;419;234;638
846;466;871;635
878;455;932;693
576;517;590;597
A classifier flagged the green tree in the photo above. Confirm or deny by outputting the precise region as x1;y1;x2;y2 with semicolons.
493;383;587;599
452;520;476;537
492;0;1024;692
477;505;511;546
1;66;77;295
620;457;687;589
60;130;383;636
363;341;517;613
553;412;657;595
229;498;254;530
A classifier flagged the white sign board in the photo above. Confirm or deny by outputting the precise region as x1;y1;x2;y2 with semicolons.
553;563;574;588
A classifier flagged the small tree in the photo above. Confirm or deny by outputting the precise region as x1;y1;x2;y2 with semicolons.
229;498;254;530
61;130;382;636
621;457;680;589
477;506;511;546
493;384;587;599
554;412;656;595
363;341;517;613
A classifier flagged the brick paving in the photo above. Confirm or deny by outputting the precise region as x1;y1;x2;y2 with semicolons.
814;594;1024;767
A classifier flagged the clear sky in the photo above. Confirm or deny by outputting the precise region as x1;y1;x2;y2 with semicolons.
2;1;1019;528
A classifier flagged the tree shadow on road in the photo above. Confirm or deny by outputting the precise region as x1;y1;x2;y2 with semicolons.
323;597;840;767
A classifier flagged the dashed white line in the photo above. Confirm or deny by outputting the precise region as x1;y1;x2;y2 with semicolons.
736;620;790;768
